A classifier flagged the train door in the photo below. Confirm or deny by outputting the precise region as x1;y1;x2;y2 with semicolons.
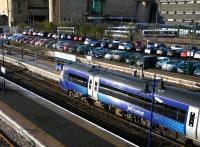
186;106;199;139
196;109;200;140
92;76;99;101
88;75;94;98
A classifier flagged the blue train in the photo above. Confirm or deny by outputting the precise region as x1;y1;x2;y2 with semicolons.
60;61;200;145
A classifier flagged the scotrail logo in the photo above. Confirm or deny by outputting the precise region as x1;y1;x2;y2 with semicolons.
127;105;144;116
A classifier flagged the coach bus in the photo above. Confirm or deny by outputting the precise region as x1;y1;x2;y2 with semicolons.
142;29;178;38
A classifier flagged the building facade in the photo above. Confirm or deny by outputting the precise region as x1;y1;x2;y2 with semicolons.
1;0;153;26
0;0;48;27
158;0;200;24
49;0;152;24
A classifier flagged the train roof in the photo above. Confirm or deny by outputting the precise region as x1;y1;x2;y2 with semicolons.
63;61;102;76
97;69;200;108
63;62;200;108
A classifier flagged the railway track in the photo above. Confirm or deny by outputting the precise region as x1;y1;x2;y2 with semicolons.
0;131;15;147
1;61;187;147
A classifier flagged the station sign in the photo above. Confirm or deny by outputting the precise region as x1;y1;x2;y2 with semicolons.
55;52;76;62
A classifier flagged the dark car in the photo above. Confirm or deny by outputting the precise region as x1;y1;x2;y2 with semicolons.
76;45;92;54
177;61;200;75
88;47;108;58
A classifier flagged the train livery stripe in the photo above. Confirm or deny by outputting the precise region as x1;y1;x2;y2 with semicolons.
98;93;185;135
99;79;188;111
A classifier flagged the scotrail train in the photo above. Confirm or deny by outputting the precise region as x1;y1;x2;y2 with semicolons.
60;61;200;145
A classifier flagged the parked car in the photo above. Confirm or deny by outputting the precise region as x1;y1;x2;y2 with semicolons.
125;53;142;65
145;46;157;54
194;51;200;59
78;36;85;42
56;41;69;50
177;61;200;75
73;36;79;41
76;45;91;54
100;41;109;48
156;44;169;55
156;57;169;69
187;47;199;57
104;50;128;61
194;68;200;76
88;47;108;58
135;41;143;52
67;34;74;40
68;44;79;53
118;41;133;50
84;38;96;45
180;50;188;58
161;60;183;71
63;43;73;51
90;40;101;47
108;42;120;49
45;40;57;48
147;42;157;48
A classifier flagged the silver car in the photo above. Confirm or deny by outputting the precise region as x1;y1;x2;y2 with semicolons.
161;60;183;71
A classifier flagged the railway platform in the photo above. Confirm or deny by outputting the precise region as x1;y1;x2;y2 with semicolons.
0;78;136;147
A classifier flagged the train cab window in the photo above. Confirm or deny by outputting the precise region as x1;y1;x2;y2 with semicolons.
189;112;195;127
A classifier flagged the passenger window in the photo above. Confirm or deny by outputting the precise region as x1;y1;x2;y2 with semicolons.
189;112;195;127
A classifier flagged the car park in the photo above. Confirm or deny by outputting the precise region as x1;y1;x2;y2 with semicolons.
161;60;183;71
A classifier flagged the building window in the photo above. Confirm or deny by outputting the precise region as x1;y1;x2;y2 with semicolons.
161;2;168;4
161;11;167;14
195;11;200;14
185;11;193;14
168;11;175;14
177;2;184;4
176;11;183;14
186;1;194;4
90;0;103;16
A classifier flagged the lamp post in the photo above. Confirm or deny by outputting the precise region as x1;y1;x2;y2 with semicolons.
118;9;125;25
147;74;163;147
1;37;4;66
